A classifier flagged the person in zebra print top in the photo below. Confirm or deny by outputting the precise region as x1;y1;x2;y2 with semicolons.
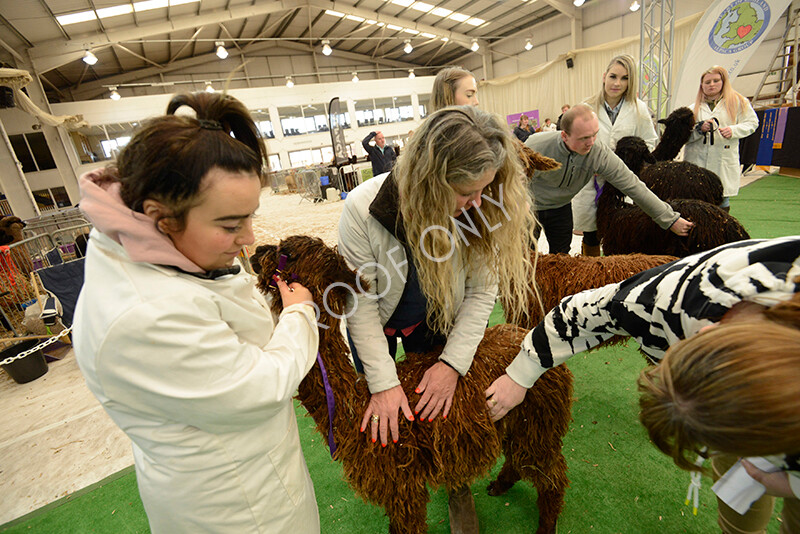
485;236;800;533
486;236;800;419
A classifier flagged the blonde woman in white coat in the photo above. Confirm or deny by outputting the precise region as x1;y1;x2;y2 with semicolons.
74;92;320;533
572;54;658;256
684;65;759;212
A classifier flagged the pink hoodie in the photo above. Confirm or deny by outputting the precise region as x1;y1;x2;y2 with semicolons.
79;169;204;273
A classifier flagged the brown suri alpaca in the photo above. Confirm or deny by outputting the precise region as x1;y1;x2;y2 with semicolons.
0;216;26;246
515;139;560;179
501;252;678;330
252;236;573;534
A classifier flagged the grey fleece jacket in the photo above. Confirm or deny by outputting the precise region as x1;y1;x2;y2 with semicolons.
525;131;680;229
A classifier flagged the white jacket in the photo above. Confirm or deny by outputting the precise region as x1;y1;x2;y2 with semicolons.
338;173;498;394
74;230;320;533
683;97;759;197
573;98;658;231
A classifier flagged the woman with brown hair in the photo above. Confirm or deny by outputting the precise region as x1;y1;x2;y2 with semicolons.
430;66;479;111
73;92;320;532
639;295;800;533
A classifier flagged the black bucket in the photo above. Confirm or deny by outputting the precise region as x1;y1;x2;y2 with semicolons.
0;339;48;384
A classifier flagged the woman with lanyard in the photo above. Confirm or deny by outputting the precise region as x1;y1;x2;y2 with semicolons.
683;65;758;212
572;54;659;256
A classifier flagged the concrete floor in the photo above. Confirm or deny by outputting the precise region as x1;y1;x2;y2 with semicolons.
0;168;770;527
0;348;132;526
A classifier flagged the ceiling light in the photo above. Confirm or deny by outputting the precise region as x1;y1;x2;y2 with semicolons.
82;50;98;65
352;72;359;83
205;82;214;93
286;76;294;88
322;39;332;56
466;18;485;26
525;39;533;51
470;39;479;52
410;2;434;12
408;69;415;79
430;7;452;17
629;0;641;11
403;40;413;54
573;0;586;5
449;12;470;22
215;41;228;59
109;87;121;100
324;9;345;17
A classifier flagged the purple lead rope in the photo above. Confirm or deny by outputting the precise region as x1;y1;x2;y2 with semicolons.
593;175;604;205
315;352;337;458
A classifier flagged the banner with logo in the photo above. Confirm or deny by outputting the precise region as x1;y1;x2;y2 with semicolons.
328;97;349;167
672;0;791;109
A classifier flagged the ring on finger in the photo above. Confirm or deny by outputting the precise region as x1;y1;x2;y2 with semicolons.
371;414;380;423
489;399;497;407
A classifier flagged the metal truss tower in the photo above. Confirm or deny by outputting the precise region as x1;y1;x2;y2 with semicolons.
639;0;675;120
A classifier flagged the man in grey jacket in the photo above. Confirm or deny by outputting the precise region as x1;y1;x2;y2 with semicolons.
526;104;694;254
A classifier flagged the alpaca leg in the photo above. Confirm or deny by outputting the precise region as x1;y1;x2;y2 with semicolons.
386;487;430;534
533;485;565;534
532;456;568;534
487;460;521;496
448;485;479;534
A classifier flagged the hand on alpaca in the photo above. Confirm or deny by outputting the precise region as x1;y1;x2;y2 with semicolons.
669;217;694;236
360;385;414;446
485;373;527;422
741;460;795;498
272;275;312;307
413;361;458;421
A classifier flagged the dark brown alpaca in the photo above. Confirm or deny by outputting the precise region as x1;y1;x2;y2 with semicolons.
252;236;573;534
502;252;678;330
596;182;750;257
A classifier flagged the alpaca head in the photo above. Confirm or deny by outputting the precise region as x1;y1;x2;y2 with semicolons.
0;216;26;243
614;136;655;176
657;107;695;146
251;235;365;330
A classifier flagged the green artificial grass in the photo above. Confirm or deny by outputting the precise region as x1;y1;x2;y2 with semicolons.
3;173;798;533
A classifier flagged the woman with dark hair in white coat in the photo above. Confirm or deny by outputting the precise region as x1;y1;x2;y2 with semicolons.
572;54;659;256
73;92;320;533
683;65;759;212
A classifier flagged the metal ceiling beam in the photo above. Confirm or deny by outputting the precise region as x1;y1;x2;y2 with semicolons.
69;38;418;101
306;0;479;52
29;0;300;73
539;0;578;18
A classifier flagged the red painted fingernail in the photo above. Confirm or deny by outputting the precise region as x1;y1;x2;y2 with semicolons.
414;410;418;415
443;415;447;420
415;388;421;393
393;438;398;443
382;443;387;448
360;426;365;432
372;437;376;443
409;415;415;421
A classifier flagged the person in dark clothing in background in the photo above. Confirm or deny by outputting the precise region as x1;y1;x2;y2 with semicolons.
362;131;397;176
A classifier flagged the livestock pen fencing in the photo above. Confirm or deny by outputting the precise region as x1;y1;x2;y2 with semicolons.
0;212;91;340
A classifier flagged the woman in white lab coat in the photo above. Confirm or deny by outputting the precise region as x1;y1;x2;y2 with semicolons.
683;65;759;211
573;54;658;256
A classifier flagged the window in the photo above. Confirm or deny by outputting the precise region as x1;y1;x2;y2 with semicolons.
418;94;430;119
289;149;313;167
32;187;71;211
268;154;282;171
9;132;56;172
258;120;275;138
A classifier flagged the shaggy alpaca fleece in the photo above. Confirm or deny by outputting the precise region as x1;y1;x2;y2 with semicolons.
515;140;560;179
502;252;677;330
597;184;750;257
252;236;573;534
614;136;723;205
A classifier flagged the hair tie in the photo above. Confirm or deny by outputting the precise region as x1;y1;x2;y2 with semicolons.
198;119;223;130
